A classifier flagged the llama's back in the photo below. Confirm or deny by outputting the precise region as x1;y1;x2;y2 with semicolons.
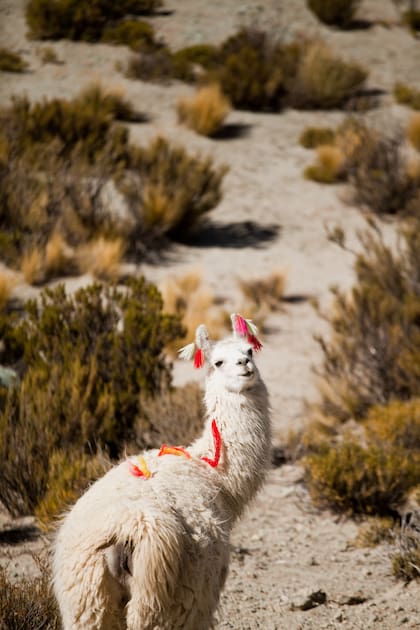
53;454;230;629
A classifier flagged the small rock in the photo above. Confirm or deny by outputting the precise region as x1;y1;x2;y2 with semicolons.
290;589;327;611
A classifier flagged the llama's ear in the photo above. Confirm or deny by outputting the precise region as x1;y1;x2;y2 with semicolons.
230;313;263;351
195;324;212;365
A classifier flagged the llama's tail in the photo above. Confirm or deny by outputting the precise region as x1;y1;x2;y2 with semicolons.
119;508;185;628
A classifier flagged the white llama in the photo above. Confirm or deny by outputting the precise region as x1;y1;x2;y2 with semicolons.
53;314;271;629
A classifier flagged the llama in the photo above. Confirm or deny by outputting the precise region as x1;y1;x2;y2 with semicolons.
53;314;271;629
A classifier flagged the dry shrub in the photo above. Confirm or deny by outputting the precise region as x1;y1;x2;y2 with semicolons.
35;449;109;531
126;48;174;82
77;236;124;281
394;82;420;110
0;48;27;72
45;231;74;278
102;19;158;51
366;399;420;450
0;278;183;516
177;84;231;137
304;144;346;183
408;113;420;152
0;271;16;311
0;91;225;272
0;563;60;629
160;270;226;353
138;382;205;448
347;125;418;215
305;439;420;516
299;126;335;148
392;526;420;581
315;220;420;423
291;41;367;109
37;45;60;64
306;0;361;28
21;247;44;285
238;271;286;319
26;0;162;41
134;136;227;240
354;516;396;547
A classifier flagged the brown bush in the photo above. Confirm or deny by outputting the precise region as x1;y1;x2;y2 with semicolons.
0;48;28;72
0;563;60;629
315;219;420;423
304;144;346;183
177;84;231;137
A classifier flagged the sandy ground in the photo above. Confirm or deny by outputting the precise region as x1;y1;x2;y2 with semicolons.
1;0;420;627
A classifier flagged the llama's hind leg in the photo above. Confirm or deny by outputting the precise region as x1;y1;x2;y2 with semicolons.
54;544;127;630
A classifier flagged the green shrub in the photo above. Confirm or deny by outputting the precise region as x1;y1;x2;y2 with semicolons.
394;82;420;110
305;440;420;516
299;126;336;148
0;564;60;629
102;19;158;51
0;278;183;516
0;48;28;73
315;220;420;423
307;0;361;28
26;0;162;41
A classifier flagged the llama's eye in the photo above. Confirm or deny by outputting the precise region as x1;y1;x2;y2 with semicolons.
215;360;223;368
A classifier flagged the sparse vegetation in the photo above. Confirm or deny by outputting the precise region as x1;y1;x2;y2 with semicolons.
0;563;60;629
102;19;158;51
394;82;420;110
159;269;226;354
76;236;124;281
237;270;286;326
26;0;162;41
37;45;60;64
0;48;27;73
307;0;361;28
177;84;231;137
304;144;346;183
299;126;336;148
126;29;367;112
0;88;226;278
392;526;420;581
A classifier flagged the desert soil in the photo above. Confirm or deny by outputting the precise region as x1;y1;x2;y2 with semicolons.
1;0;420;628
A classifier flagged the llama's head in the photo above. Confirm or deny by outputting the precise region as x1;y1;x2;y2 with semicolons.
179;314;263;394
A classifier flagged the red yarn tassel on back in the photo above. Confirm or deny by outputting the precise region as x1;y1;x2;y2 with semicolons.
194;348;204;368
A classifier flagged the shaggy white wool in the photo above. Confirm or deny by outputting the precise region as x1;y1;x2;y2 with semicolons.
53;330;271;629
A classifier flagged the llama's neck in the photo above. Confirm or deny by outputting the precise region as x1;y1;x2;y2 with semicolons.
190;379;271;523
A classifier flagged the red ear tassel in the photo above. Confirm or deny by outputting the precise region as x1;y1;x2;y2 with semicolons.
193;348;205;368
248;333;262;352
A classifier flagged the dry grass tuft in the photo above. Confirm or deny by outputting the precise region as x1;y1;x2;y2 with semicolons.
0;47;28;72
237;270;286;327
21;247;45;285
299;126;335;149
177;84;231;137
45;231;74;278
160;269;226;353
0;271;16;311
304;144;346;183
77;236;124;281
394;82;420;110
408;113;420;152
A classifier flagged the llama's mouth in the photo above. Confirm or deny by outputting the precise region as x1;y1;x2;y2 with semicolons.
239;370;254;378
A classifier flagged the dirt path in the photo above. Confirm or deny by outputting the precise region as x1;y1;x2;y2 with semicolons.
1;0;420;627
